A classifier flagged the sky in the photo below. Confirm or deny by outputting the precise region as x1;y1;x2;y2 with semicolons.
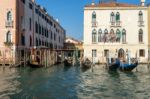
36;0;150;40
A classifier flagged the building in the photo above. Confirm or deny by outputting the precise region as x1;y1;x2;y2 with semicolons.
0;0;66;63
83;0;150;63
64;37;83;59
65;37;83;49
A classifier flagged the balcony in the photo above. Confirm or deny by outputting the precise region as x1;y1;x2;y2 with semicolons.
4;41;13;47
138;21;144;27
5;20;13;28
92;21;98;27
110;22;115;27
110;21;122;27
116;21;122;27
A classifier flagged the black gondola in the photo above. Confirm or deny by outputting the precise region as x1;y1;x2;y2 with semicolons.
107;59;120;71
119;62;138;71
64;58;73;66
28;62;43;68
81;58;92;69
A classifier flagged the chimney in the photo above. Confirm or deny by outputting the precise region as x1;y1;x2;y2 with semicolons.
91;0;95;5
141;0;145;6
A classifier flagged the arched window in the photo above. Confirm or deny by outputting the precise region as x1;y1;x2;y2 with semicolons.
98;29;102;42
139;29;143;43
92;29;97;43
116;29;121;42
139;11;143;22
110;12;115;23
92;11;96;27
104;29;108;42
6;31;11;42
7;11;12;21
92;11;96;22
110;29;115;42
116;12;120;21
122;29;126;43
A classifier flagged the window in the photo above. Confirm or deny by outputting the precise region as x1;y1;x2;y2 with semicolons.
92;49;97;57
42;27;44;35
54;33;56;41
7;11;12;21
139;29;143;43
51;32;53;39
29;3;33;10
116;29;121;42
122;29;126;43
39;24;41;34
92;11;96;22
35;22;38;33
21;33;25;45
98;29;102;42
35;8;39;14
6;31;11;42
116;12;120;21
29;18;32;31
39;39;41;46
36;38;38;46
21;0;25;4
104;49;109;57
139;49;145;57
110;29;115;42
110;12;115;23
42;40;44;46
92;29;97;43
92;11;96;27
30;36;32;46
39;11;41;17
103;29;108;42
139;11;143;22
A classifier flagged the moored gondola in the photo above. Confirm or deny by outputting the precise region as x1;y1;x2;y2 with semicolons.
64;57;73;66
107;58;120;71
119;61;138;71
81;58;92;69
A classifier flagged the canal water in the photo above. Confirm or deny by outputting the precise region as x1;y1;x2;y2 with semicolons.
0;64;150;99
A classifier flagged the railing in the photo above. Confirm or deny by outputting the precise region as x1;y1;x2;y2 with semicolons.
110;21;122;27
5;20;13;27
138;21;144;27
4;42;13;47
116;21;121;27
110;22;115;27
92;21;98;27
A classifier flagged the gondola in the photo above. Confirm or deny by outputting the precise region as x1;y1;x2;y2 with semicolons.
119;62;138;71
64;58;73;66
28;61;43;68
107;59;120;71
81;58;92;69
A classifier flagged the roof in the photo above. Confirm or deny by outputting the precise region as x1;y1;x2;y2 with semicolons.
85;2;140;8
65;37;83;44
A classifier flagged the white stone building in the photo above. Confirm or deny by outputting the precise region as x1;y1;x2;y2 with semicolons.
83;0;150;63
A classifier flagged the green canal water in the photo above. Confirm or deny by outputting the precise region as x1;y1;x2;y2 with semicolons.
0;64;150;99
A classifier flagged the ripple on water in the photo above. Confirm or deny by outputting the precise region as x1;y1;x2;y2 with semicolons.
0;65;150;99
